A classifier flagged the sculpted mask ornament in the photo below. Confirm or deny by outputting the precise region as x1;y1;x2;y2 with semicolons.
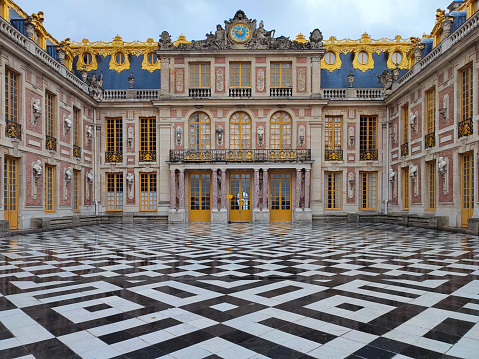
65;167;73;182
86;125;93;143
438;157;447;175
409;112;417;131
127;173;134;186
32;160;42;182
33;99;41;122
64;115;72;133
87;170;94;183
389;168;395;182
257;126;265;147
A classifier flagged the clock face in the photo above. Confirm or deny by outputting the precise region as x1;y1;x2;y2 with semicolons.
230;23;251;44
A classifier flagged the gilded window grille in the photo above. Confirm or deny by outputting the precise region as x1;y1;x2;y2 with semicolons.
270;111;292;150
360;116;377;161
189;63;211;88
325;116;342;161
401;142;408;157
270;62;292;88
230;62;251;87
461;66;473;122
324;172;342;210
428;161;436;210
140;117;156;162
73;145;82;159
140;173;157;211
229;112;251;150
5;69;19;124
107;173;123;211
403;167;409;210
5;120;21;140
73;170;80;212
45;135;57;152
425;132;436;149
45;165;54;213
458;117;473;138
189;112;211;150
359;172;377;210
106;118;122;162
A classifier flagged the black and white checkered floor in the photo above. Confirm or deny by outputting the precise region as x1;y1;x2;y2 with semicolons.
0;223;479;358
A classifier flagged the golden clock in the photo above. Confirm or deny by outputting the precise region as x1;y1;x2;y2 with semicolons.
230;23;251;44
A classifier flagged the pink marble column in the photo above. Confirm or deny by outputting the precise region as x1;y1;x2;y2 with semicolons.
178;169;185;210
221;168;227;210
305;168;311;209
253;169;260;210
295;169;302;210
170;169;176;210
262;169;268;210
211;169;218;211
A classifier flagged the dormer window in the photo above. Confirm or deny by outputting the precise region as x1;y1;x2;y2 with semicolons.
147;53;157;65
357;51;368;65
324;52;336;65
115;52;125;65
83;53;92;65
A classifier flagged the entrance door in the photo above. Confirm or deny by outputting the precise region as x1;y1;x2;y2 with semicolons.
462;153;474;227
189;173;211;222
270;172;292;222
229;172;252;222
4;157;18;229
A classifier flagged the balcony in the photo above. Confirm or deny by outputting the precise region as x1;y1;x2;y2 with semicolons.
360;149;378;161
229;87;251;97
73;145;82;159
401;143;408;157
105;151;123;163
425;132;435;149
189;88;211;98
270;87;292;97
169;149;311;163
45;135;57;151
324;149;343;161
5;120;21;140
458;118;473;138
139;151;156;162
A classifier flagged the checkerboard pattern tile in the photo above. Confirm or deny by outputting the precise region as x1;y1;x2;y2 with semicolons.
0;222;479;358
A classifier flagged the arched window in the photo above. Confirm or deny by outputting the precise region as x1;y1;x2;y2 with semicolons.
189;112;211;150
229;112;251;149
270;111;292;149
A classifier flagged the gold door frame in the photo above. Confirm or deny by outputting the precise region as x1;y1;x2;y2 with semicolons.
189;172;211;222
4;157;18;229
462;153;474;227
270;171;292;222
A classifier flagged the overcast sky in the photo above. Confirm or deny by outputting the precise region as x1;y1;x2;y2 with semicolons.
15;0;445;43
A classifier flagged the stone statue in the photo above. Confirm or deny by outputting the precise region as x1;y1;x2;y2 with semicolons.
389;168;395;182
64;115;72;130
438;157;447;175
87;170;94;183
65;167;72;182
254;20;274;47
158;31;172;49
33;99;41;120
377;70;394;95
32;160;42;181
127;173;134;186
215;24;225;43
409;164;418;177
309;29;323;49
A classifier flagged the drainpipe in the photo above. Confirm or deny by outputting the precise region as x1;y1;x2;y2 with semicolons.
93;108;98;216
385;107;390;215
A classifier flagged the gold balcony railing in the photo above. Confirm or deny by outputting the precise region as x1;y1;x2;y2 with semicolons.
169;149;311;163
425;132;435;149
5;120;21;140
105;151;123;163
73;145;82;158
139;150;156;162
401;143;408;157
458;118;473;138
45;135;57;151
324;149;343;161
360;149;378;161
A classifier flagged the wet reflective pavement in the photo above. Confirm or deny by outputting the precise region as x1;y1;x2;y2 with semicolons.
0;222;479;358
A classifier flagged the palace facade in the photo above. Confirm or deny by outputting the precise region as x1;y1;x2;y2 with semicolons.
0;0;478;231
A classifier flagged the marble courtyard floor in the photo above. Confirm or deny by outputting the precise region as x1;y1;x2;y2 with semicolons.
0;223;479;359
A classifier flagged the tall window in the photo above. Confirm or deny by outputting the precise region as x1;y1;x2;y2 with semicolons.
426;88;435;134
360;116;377;160
428;161;436;210
461;66;473;121
45;165;54;212
73;108;80;146
189;112;211;150
403;167;409;210
46;92;55;137
189;63;210;88
140;173;157;211
324;172;342;209
325;116;342;151
359;172;377;210
73;170;80;212
270;62;292;87
5;69;19;123
230;62;251;87
140;118;156;162
229;112;251;149
402;104;409;144
106;118;122;162
107;173;123;211
270;111;292;149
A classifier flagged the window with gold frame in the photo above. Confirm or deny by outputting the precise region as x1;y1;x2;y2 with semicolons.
402;104;409;144
189;63;211;88
230;62;251;87
45;92;56;137
106;118;123;162
73;170;80;212
325;116;342;151
403;167;409;210
107;173;123;211
427;161;436;211
45;164;55;213
270;62;292;87
324;172;342;210
426;88;435;135
461;66;473;121
360;116;377;160
73;108;80;146
359;172;377;210
229;112;251;149
140;117;156;162
270;111;292;149
140;173;157;211
189;112;211;150
5;68;19;123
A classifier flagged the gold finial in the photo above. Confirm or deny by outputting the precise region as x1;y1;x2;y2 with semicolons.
295;33;307;44
173;34;192;46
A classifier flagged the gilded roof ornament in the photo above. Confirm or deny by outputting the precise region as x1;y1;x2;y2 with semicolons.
295;33;307;44
173;34;192;47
